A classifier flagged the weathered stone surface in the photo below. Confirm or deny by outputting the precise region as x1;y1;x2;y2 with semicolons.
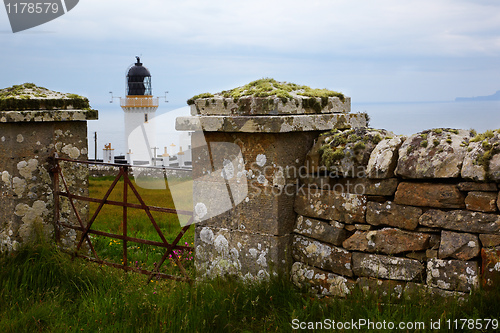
294;188;367;224
465;191;497;212
396;129;472;179
290;262;355;297
330;177;398;196
426;249;439;259
428;233;441;249
352;253;424;281
438;231;480;260
191;130;315;186
312;128;393;177
481;247;500;287
0;118;92;253
292;234;352;276
192;129;321;235
462;132;500;181
427;259;479;292
394;182;465;209
367;135;406;179
298;176;398;196
294;188;335;221
419;209;500;233
0;110;97;122
356;277;406;299
195;226;291;280
403;282;467;301
479;234;500;247
293;215;347;246
190;95;351;116
458;182;498;192
366;201;422;230
299;174;331;189
303;135;328;174
194;181;296;235
498;192;500;211
343;228;430;254
345;225;357;232
176;113;367;133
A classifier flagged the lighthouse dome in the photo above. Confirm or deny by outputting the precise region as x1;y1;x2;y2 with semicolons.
126;56;152;96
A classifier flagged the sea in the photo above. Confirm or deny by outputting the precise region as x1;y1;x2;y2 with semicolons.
87;100;500;160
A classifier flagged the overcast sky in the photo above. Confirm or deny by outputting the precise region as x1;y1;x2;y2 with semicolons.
1;0;500;109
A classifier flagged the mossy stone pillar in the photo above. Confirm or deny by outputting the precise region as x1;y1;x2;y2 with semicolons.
176;80;367;279
0;84;98;252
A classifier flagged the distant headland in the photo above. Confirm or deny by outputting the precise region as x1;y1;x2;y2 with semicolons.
455;90;500;102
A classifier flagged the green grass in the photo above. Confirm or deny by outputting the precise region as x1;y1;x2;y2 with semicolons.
1;243;500;332
2;176;500;331
74;176;195;279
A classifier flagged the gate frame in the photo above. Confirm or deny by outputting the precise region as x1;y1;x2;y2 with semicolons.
51;156;194;283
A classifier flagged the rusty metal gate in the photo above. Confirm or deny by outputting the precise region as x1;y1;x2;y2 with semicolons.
51;157;194;283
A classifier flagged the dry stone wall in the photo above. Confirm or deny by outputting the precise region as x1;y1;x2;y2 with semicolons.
291;128;500;298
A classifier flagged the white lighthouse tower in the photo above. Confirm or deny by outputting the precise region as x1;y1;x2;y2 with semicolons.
120;57;159;165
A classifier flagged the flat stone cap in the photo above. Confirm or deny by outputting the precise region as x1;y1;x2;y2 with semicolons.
0;83;92;111
0;83;98;122
187;78;350;116
176;113;367;133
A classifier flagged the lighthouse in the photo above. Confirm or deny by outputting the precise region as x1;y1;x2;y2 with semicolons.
120;56;159;165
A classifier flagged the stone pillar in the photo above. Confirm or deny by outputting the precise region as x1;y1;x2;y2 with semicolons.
176;87;367;280
0;84;98;252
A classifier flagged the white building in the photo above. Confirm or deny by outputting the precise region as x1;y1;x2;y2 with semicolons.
120;57;159;166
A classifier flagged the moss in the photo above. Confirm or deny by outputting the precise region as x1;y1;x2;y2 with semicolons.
301;98;322;113
0;83;90;110
187;78;344;107
319;144;345;169
353;141;366;151
407;145;414;154
470;129;496;143
433;139;440;147
421;133;428;140
372;134;383;145
348;134;361;143
297;87;344;102
420;140;428;148
470;131;500;180
187;92;214;105
433;128;443;134
449;129;459;134
478;148;500;181
482;139;492;150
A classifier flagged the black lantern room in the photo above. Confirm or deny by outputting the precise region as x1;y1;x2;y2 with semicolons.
126;56;152;96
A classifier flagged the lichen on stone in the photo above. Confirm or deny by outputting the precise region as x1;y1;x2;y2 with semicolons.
316;128;393;175
462;129;500;181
